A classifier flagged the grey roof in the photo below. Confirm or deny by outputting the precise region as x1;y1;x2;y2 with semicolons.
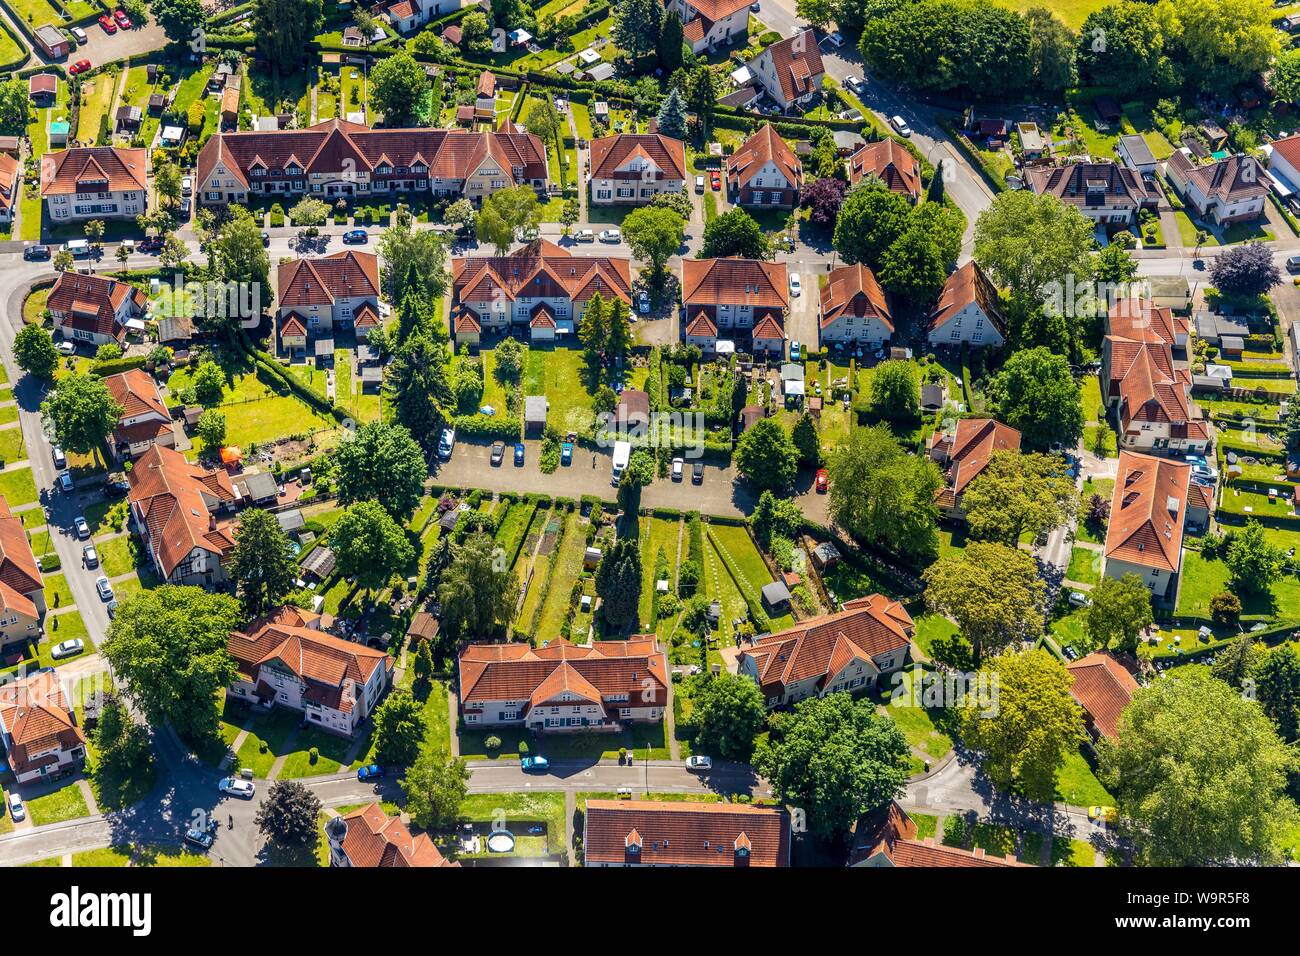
920;382;946;409
302;545;336;579
1220;335;1246;351
238;471;279;502
314;338;335;356
1194;311;1249;340
761;581;792;606
524;395;548;422
780;362;804;381
276;509;305;532
1119;134;1156;167
157;314;193;343
585;62;615;82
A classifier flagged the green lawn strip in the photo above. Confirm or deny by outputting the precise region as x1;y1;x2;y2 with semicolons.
638;515;682;628
911;812;938;841
1021;830;1097;867
72;846;133;867
26;782;91;826
95;535;138;578
1076;478;1114;544
459;718;670;762
233;708;302;778
1174;549;1300;624
42;572;75;611
458;791;567;856
0;427;28;464
277;724;356;779
22;857;62;866
132;845;213;867
710;523;793;630
0;466;38;506
521;347;596;436
1054;748;1113;807
535;513;589;637
1065;545;1102;586
517;510;568;630
874;669;954;761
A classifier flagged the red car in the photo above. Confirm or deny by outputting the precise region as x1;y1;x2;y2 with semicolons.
113;8;132;28
69;59;91;75
710;170;721;190
98;14;117;32
815;468;829;493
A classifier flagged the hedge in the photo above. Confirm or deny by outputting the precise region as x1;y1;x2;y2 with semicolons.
91;355;149;377
453;413;522;440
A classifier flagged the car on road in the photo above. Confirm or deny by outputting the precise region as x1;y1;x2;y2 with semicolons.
23;244;50;261
95;576;114;602
437;427;455;460
342;229;369;244
692;461;704;484
1288;254;1300;273
74;516;90;539
711;170;721;190
69;59;91;75
789;273;801;296
890;115;913;137
598;228;621;242
185;827;215;850
490;440;506;466
845;76;865;93
520;755;549;773
575;228;595;242
616;786;634;798
7;792;25;822
82;544;98;568
71;26;88;43
827;31;845;47
815;468;829;493
51;638;85;660
357;764;385;782
561;440;573;466
514;442;525;466
686;755;713;771
98;14;117;33
790;340;801;361
749;1;759;9
58;471;74;493
114;9;133;28
219;777;256;799
139;235;164;253
671;457;684;481
52;446;67;469
1089;805;1118;826
106;599;120;618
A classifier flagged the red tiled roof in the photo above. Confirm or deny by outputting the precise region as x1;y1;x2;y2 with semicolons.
681;0;752;21
1270;133;1300;174
41;147;147;195
1066;652;1139;739
682;258;788;309
685;310;718;338
280;313;308;339
929;261;1004;335
452;239;632;308
0;495;41;619
1106;337;1190;431
278;250;379;309
752;312;785;341
452;308;481;334
104;368;168;421
1168;150;1267;205
740;595;913;698
127;444;235;578
847;139;921;197
1104;450;1190;572
929;418;1021;496
1107;298;1188;348
29;74;57;97
850;801;1026;866
46;272;144;343
589;133;687;183
477;71;496;98
0;670;86;776
726;124;801;193
1025;161;1155;208
339;803;457;867
584;800;790;867
820;264;892;332
755;30;824;104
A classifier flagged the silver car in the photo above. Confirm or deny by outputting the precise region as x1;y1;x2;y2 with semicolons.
218;777;256;799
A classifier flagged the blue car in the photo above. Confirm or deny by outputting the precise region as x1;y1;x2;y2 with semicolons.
561;441;573;465
342;229;368;244
520;755;549;773
357;763;385;782
514;442;525;466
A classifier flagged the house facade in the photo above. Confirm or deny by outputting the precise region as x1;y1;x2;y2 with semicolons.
927;261;1005;348
737;595;913;708
668;0;751;54
1165;150;1267;226
584;800;791;867
928;418;1022;518
0;495;44;656
681;257;789;357
819;264;893;349
850;801;1025;867
104;369;175;461
127;444;236;587
450;239;632;344
277;250;382;354
749;30;824;111
40;147;147;223
196;119;546;207
1102;451;1191;602
0;670;87;785
725;124;802;209
45;272;146;348
458;637;668;733
1024;161;1157;225
0;152;18;225
228;607;393;737
588;133;687;206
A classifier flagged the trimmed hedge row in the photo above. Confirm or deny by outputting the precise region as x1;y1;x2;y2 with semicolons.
454;412;523;440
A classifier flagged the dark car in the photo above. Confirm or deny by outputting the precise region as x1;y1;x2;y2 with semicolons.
514;442;525;466
490;441;505;466
23;245;50;261
342;229;369;244
184;827;214;850
692;461;704;484
103;477;129;497
139;236;164;253
357;763;385;782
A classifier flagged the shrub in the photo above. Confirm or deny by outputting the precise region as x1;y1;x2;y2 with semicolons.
308;747;319;765
1209;591;1242;627
484;735;502;751
943;814;968;847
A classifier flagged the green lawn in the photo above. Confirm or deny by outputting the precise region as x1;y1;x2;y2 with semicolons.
459;720;670;761
42;573;75;611
458;791;567;857
875;669;954;761
95;535;138;578
639;514;683;629
519;347;597;436
0;466;38;507
77;73;118;145
231;708;302;777
535;512;590;638
72;846;132;867
710;523;793;629
26;782;91;826
0;427;28;464
1066;546;1102;586
1055;748;1114;807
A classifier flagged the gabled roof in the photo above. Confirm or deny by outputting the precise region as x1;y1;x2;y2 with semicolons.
755;30;824;104
0;670;86;777
849;801;1026;867
0;153;18;212
1269;133;1300;174
278;250;380;309
847;139;921;197
820;264;892;332
0;495;41;618
584;800;790;867
685;310;718;338
104;368;168;421
1168;150;1267;205
1107;297;1188;347
46;272;144;342
929;418;1021;495
1024;161;1155;208
476;70;496;98
682;258;789;309
1066;652;1139;739
452;240;632;307
589;133;687;182
740;595;913;697
1106;337;1191;431
338;803;457;867
726;124;801;191
127;444;236;578
1104;451;1190;572
679;0;752;21
41;147;147;195
929;261;1004;334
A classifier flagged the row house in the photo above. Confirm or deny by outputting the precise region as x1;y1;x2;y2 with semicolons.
1264;132;1300;197
927;261;1005;349
104;368;175;462
195;118;547;207
228;607;393;738
46;271;147;348
1025;161;1158;225
40;147;148;224
682;257;789;358
847;139;921;202
589;133;686;206
927;418;1022;519
668;0;751;54
458;637;668;733
818;263;893;350
127;444;236;587
725;124;802;210
736;595;913;708
850;802;1025;867
584;800;791;867
750;31;824;112
1102;450;1191;603
0;494;45;657
450;239;632;345
328;803;457;867
1166;150;1267;226
277;250;382;355
0;671;87;785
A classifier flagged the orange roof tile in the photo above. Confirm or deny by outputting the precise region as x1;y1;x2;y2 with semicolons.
589;133;686;182
452;240;632;308
682;258;788;310
820;264;892;331
929;418;1021;495
1066;652;1139;739
584;800;790;867
0;671;86;776
755;31;825;104
103;368;168;421
847;139;921;197
127;445;236;578
726;124;801;193
339;802;457;867
41;147;147;195
929;261;1004;335
277;250;379;309
0;494;42;608
1104;450;1190;572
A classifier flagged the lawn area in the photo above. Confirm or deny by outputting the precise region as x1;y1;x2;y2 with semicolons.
912;613;959;661
42;572;75;611
1066;545;1102;586
520;346;597;436
1174;549;1300;625
458;791;567;856
0;466;38;507
26;781;91;826
207;395;338;452
535;512;589;638
72;846;132;867
459;719;670;761
231;708;302;778
875;668;954;762
639;514;682;629
1076;477;1114;544
1174;210;1219;248
709;523;793;630
95;535;138;578
278;722;366;779
76;73;119;145
0;427;28;464
699;526;750;655
1055;748;1114;807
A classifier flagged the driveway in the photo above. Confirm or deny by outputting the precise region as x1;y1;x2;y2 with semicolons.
60;21;170;69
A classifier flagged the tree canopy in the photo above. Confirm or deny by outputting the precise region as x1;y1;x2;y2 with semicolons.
923;541;1046;663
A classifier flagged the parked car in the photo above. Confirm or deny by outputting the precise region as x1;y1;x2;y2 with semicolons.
514;442;525;466
711;170;721;190
185;827;214;850
106;599;120;618
616;786;634;798
96;576;114;602
58;471;74;493
8;792;25;822
357;764;385;782
789;273;801;296
686;755;713;771
51;638;85;660
672;457;684;481
51;446;66;469
181;176;192;197
490;440;505;466
23;244;50;261
790;340;801;361
113;8;132;28
104;477;130;497
637;292;650;314
261;231;271;247
71;26;88;43
890;115;913;137
845;76;865;93
69;59;91;75
1288;254;1300;273
437;427;455;460
839;108;864;122
1089;805;1118;826
598;228;621;242
695;175;705;193
218;777;256;799
74;515;90;539
575;228;595;242
827;31;845;47
561;440;573;466
58;341;76;356
1068;591;1092;608
520;755;549;773
98;14;117;33
342;229;369;244
82;544;98;568
815;468;829;493
692;461;704;484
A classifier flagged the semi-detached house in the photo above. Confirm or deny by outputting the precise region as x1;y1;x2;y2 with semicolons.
0;495;45;657
1103;450;1191;602
588;133;686;206
726;124;802;210
40;146;147;224
277;250;382;355
818;263;893;350
1165;150;1267;226
668;0;751;54
0;670;87;785
682;257;789;357
45;271;147;348
1025;161;1157;225
927;261;1005;349
749;31;825;111
104;368;176;462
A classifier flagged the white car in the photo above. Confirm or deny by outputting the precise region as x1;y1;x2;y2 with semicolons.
672;457;684;481
74;515;90;539
575;228;595;242
219;777;256;799
96;576;114;602
891;115;913;137
845;76;864;93
71;26;88;43
599;228;621;242
838;109;863;122
181;176;192;197
789;273;802;296
52;446;67;469
437;427;455;460
82;544;98;568
51;638;85;660
57;341;76;356
7;792;25;822
686;755;713;772
827;31;844;47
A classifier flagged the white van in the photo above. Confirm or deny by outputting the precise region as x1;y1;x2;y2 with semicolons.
64;239;91;258
611;440;631;486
